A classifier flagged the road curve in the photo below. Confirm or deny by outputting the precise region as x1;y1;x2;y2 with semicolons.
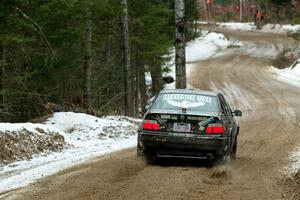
2;30;300;200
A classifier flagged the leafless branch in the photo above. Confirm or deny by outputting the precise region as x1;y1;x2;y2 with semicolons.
100;92;125;112
15;7;56;61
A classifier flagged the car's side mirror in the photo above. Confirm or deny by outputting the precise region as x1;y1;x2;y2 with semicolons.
233;110;242;117
162;75;174;84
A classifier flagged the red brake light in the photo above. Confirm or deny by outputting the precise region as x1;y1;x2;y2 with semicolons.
206;124;224;134
142;120;160;131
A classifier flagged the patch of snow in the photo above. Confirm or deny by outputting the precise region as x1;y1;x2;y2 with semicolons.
186;31;231;62
284;146;300;176
270;61;300;88
270;62;300;176
198;21;300;35
261;24;300;34
46;112;137;144
0;112;140;193
163;31;234;89
0;123;62;135
218;22;255;31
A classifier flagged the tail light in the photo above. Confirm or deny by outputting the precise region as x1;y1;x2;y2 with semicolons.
142;120;160;131
206;124;224;135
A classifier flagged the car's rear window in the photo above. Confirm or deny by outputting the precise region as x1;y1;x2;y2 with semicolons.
151;93;219;113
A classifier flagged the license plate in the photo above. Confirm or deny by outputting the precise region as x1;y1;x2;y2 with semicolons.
170;132;194;137
173;123;191;132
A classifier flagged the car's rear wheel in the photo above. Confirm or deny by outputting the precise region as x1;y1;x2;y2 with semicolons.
218;137;237;164
137;147;143;157
143;147;157;164
231;137;237;160
137;137;143;157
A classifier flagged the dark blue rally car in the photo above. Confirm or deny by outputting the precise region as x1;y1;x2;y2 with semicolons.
137;89;242;162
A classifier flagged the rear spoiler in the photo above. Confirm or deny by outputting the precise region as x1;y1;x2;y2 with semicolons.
149;109;219;117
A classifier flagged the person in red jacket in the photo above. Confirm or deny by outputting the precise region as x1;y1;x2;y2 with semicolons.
205;0;212;22
254;10;264;24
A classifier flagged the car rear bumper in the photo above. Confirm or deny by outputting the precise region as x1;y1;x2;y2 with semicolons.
139;132;229;158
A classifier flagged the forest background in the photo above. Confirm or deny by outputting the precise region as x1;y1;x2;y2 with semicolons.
0;0;297;122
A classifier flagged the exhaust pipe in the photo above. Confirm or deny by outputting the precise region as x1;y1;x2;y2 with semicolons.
206;153;213;160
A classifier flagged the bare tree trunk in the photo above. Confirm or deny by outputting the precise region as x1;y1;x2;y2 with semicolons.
240;0;243;22
83;17;92;110
207;3;212;22
0;0;9;110
139;66;147;114
203;0;208;22
196;0;202;18
245;0;249;15
149;65;163;95
132;45;137;116
175;0;186;89
0;47;5;109
121;0;134;116
286;0;292;17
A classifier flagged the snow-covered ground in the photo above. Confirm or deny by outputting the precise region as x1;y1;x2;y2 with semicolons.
285;146;300;177
161;30;239;89
271;62;300;177
270;61;300;88
0;112;140;193
199;21;300;35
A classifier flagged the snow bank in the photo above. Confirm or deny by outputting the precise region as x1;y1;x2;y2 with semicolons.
0;112;139;193
162;31;235;89
199;21;300;35
218;22;255;31
46;112;137;144
0;123;65;164
261;24;300;34
186;31;232;62
271;63;300;177
270;61;300;88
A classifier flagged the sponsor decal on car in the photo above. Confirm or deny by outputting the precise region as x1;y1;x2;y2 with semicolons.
162;94;213;108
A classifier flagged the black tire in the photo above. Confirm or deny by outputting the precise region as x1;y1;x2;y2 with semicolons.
143;148;157;164
137;139;143;157
231;137;237;160
137;146;143;157
218;137;237;164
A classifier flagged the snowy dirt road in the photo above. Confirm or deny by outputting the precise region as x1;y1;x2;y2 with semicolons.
1;31;300;200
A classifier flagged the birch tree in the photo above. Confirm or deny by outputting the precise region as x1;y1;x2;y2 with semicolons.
121;0;134;116
175;0;186;89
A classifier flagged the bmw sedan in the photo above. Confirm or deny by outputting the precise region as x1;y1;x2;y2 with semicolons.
137;89;242;162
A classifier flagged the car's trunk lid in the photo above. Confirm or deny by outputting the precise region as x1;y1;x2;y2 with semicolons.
143;112;220;135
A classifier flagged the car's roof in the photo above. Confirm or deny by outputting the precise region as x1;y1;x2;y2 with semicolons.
160;89;219;97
